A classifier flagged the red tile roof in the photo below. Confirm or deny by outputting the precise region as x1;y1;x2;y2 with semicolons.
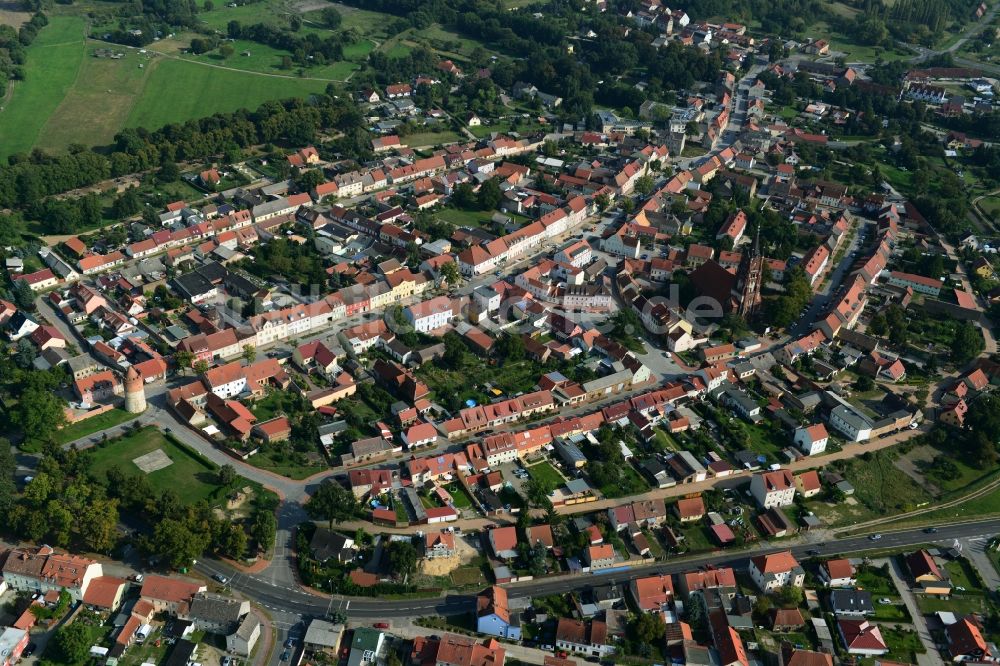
83;575;126;609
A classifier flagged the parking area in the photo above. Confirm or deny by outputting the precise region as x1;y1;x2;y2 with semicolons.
498;461;532;496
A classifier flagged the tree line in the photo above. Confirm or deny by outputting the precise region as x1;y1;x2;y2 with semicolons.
2;431;276;566
0;11;48;83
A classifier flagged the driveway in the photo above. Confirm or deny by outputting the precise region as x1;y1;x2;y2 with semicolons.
960;537;1000;592
883;557;943;666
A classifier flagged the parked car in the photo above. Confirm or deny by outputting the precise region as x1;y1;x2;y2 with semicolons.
280;652;290;662
373;622;390;629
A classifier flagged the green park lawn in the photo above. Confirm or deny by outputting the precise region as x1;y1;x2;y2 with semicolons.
855;565;899;596
401;130;464;148
54;408;138;445
0;10;345;153
0;16;87;158
87;427;223;505
178;39;360;80
527;460;564;487
246;447;327;480
434;207;498;228
443;483;474;509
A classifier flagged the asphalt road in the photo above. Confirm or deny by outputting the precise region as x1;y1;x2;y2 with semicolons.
194;518;1000;620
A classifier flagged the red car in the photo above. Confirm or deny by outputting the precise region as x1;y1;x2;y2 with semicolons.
373;622;390;629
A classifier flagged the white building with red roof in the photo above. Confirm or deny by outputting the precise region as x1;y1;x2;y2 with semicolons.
793;423;829;455
749;551;804;592
837;619;888;656
749;469;796;508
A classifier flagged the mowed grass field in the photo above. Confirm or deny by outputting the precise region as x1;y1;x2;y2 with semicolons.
125;58;328;130
0;6;356;153
88;427;223;505
34;47;154;152
0;16;87;156
0;14;334;155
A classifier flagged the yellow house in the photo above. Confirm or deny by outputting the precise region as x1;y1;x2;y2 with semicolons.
972;257;994;279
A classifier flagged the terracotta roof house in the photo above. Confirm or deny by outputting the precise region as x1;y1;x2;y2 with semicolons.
749;551;804;592
946;616;991;661
770;607;805;631
905;549;943;582
781;645;833;666
628;574;674;612
837;619;888;656
140;575;206;613
820;559;856;587
82;576;127;612
674;496;706;522
525;524;554;550
794;470;822;498
476;586;520;639
253;416;292;443
488;526;519;560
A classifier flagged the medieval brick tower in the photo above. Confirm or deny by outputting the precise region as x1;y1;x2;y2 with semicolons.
124;365;146;414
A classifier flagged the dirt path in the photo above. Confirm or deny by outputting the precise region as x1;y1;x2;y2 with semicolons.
892;443;941;496
111;39;352;82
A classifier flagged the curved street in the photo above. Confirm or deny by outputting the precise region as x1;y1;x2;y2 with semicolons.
191;518;1000;619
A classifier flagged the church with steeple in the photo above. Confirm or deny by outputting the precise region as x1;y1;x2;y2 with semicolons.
689;219;766;321
731;225;765;318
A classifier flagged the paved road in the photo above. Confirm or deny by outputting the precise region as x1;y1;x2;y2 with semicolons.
191;518;1000;620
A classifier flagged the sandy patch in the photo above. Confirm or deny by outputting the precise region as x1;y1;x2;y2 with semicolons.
419;533;476;576
133;448;172;473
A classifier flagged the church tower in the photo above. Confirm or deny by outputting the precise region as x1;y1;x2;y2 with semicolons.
733;225;764;318
124;365;147;414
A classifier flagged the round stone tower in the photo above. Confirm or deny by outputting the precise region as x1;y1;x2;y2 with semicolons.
124;365;147;414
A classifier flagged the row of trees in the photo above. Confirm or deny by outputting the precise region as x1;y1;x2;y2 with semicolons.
0;11;47;83
225;20;346;66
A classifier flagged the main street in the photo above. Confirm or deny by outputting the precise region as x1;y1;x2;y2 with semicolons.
194;518;1000;619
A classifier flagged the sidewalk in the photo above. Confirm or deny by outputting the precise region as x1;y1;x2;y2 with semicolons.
882;557;942;666
250;607;275;666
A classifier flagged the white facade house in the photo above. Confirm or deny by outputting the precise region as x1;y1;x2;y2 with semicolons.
749;552;805;592
794;424;829;455
749;469;796;509
404;296;455;333
830;405;873;442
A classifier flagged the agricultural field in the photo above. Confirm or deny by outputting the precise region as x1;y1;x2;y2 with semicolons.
0;3;360;155
125;58;328;130
0;1;32;28
0;16;87;157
